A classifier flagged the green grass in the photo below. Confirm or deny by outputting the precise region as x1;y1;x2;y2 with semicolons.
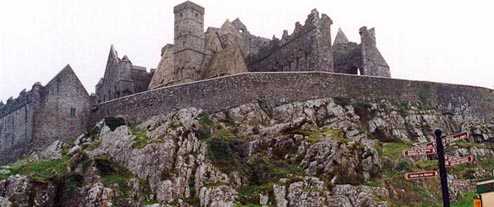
381;142;410;160
415;160;438;170
0;157;69;181
130;127;151;149
452;192;475;207
295;127;347;144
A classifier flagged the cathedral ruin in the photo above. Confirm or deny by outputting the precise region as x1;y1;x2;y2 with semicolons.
0;1;392;164
149;1;391;89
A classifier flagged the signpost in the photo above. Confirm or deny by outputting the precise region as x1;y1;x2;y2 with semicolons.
402;130;472;206
435;129;450;207
403;132;470;158
404;170;438;180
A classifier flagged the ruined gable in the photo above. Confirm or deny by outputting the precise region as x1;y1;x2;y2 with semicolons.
32;65;91;151
96;46;152;102
202;20;248;79
0;65;91;164
334;28;350;45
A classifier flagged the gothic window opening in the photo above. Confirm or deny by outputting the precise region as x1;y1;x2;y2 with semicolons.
70;108;76;117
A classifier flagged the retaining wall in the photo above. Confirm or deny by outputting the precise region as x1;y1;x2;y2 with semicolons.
90;72;494;124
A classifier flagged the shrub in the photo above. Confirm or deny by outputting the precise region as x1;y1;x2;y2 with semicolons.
130;127;151;149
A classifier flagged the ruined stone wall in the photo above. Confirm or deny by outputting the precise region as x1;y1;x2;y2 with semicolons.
96;46;151;103
33;67;90;152
247;10;334;73
131;67;152;93
90;72;494;125
360;27;391;77
0;94;35;165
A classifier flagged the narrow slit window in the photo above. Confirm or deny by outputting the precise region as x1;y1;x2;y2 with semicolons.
70;108;76;117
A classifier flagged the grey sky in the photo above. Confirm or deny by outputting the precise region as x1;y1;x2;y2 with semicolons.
1;0;493;101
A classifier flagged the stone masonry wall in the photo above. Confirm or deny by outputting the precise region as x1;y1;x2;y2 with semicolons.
33;66;90;152
90;72;494;125
247;10;334;73
0;101;34;165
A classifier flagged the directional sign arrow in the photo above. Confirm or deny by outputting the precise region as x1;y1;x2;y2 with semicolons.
446;155;475;167
403;147;436;157
405;170;438;180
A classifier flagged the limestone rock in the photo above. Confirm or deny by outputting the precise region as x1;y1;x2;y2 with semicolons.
0;175;56;207
36;140;67;160
330;185;389;207
0;197;11;207
199;185;236;207
80;182;115;207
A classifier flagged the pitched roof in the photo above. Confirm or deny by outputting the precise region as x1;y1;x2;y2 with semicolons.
333;28;350;45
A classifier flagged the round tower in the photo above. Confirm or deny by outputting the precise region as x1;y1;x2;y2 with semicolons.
173;1;205;82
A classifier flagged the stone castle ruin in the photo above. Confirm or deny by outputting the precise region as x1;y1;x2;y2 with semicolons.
96;45;153;103
149;1;391;89
0;66;90;163
3;1;486;165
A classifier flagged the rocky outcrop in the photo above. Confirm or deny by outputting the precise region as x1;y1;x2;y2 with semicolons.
0;176;56;207
0;97;493;206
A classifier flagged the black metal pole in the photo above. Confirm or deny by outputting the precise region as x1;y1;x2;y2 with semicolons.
435;129;450;207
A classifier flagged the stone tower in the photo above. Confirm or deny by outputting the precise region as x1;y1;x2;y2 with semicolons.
173;1;206;83
359;27;391;77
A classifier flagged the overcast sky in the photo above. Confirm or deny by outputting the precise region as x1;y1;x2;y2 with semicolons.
1;0;493;101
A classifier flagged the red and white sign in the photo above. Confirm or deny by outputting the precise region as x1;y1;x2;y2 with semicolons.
404;143;436;157
446;155;475;167
403;147;436;157
445;132;469;144
405;171;438;180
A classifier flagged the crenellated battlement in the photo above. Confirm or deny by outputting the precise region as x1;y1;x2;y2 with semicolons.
0;83;44;118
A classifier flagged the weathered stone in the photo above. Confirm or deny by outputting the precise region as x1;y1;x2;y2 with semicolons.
360;26;391;77
95;45;152;103
36;140;67;160
149;44;175;89
0;65;90;165
0;175;56;207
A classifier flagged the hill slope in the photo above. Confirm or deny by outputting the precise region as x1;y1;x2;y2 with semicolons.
1;97;493;207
